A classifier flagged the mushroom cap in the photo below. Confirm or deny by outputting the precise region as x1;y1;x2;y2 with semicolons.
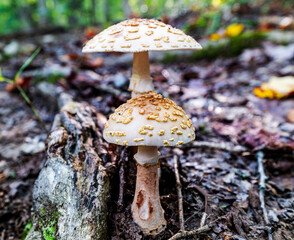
82;18;202;53
103;92;195;147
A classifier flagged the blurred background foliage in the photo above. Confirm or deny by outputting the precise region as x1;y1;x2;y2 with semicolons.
0;0;293;36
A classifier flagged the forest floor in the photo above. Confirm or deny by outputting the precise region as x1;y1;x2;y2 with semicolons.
0;28;294;240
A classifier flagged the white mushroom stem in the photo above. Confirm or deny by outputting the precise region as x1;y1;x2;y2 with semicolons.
131;146;166;235
129;52;154;98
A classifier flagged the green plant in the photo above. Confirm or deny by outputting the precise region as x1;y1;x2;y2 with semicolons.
0;48;48;132
162;30;267;63
43;225;56;240
21;221;32;240
38;210;61;240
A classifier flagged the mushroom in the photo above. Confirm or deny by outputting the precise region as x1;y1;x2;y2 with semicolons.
103;91;195;235
82;18;201;97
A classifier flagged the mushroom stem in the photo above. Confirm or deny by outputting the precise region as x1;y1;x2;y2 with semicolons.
132;146;166;235
130;52;154;97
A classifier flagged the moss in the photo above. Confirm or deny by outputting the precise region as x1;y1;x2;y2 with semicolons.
194;31;266;60
162;31;267;63
43;226;56;240
161;52;179;64
21;221;32;240
37;209;61;240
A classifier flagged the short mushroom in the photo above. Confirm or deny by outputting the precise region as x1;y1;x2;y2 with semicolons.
82;18;201;97
103;91;195;235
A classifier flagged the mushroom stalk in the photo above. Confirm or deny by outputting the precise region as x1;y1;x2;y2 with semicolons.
132;146;166;235
129;52;154;97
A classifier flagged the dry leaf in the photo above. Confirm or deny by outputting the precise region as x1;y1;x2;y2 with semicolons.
254;76;294;99
5;76;32;92
287;109;294;123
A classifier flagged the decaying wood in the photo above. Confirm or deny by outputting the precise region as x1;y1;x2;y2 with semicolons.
26;97;110;240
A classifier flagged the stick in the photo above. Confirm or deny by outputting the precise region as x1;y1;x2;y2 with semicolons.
117;148;127;211
184;211;198;224
189;141;247;152
257;151;273;240
168;214;227;240
200;212;207;227
191;184;209;213
168;225;210;240
174;155;185;231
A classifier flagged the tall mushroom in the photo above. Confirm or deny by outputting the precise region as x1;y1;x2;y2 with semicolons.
82;18;201;97
103;91;195;235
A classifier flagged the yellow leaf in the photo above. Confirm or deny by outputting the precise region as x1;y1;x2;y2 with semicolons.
254;76;294;99
225;23;244;37
209;33;222;41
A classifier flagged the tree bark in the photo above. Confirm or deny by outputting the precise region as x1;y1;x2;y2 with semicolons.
26;99;110;240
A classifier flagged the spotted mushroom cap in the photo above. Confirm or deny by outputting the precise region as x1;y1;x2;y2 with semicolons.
82;18;202;53
103;92;195;147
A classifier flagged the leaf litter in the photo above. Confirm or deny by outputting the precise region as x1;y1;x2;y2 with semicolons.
0;28;293;240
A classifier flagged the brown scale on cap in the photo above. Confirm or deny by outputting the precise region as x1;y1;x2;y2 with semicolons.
82;18;202;53
103;92;195;147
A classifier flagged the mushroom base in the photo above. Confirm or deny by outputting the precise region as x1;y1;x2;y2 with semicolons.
131;146;166;235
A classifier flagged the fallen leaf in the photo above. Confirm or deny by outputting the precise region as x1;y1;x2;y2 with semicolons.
287;109;294;123
60;52;79;61
254;76;294;99
81;57;104;69
210;33;222;41
5;76;32;92
225;24;244;37
223;171;236;184
85;28;97;39
279;16;294;30
213;121;244;138
89;57;104;68
239;48;266;66
238;127;294;151
264;43;294;62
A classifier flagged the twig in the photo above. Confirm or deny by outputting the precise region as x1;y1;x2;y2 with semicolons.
168;214;227;240
184;211;199;224
190;184;209;213
168;225;210;240
117;148;127;211
257;151;273;240
174;155;185;231
200;212;207;227
189;141;247;152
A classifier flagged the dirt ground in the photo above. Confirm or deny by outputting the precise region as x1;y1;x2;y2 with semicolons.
0;30;293;240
